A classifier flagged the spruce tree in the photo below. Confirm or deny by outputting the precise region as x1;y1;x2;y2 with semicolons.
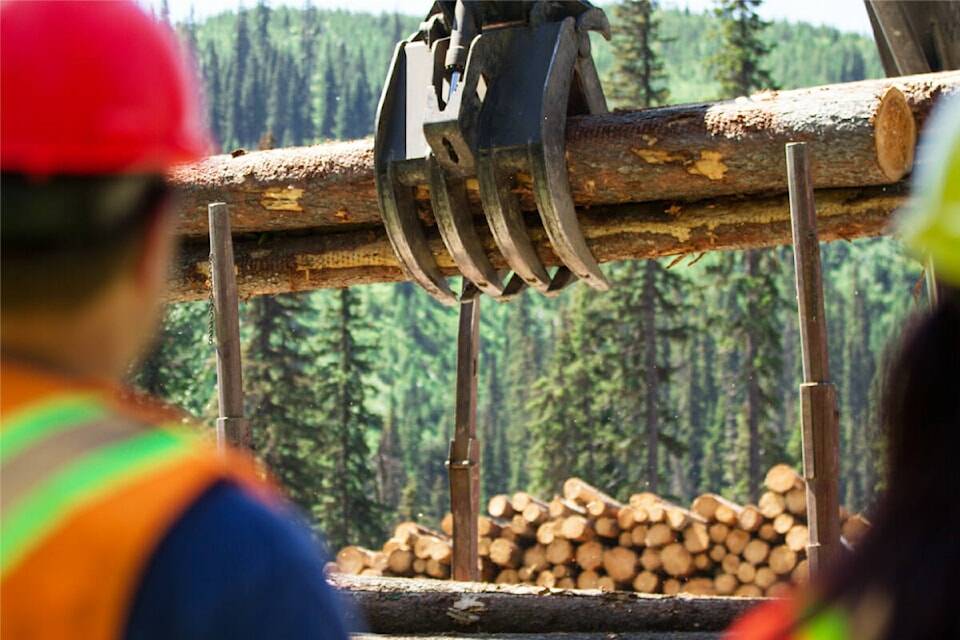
711;0;782;500
481;353;510;500
134;302;215;418
711;0;776;97
503;292;544;490
348;51;374;138
317;47;339;139
376;395;405;509
203;42;225;147
314;289;383;549
607;0;669;108
228;9;251;148
244;294;326;514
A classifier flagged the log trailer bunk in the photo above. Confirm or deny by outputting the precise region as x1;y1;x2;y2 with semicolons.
190;1;959;636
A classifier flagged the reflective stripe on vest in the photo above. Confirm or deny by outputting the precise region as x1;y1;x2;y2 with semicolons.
1;393;198;576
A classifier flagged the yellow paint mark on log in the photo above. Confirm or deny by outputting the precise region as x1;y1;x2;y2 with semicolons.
261;187;304;211
465;177;480;192
632;148;684;164
687;151;728;181
335;208;352;221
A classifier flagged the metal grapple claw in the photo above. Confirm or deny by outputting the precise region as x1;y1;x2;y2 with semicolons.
373;0;611;305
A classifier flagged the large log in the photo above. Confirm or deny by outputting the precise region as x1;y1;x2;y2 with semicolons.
330;574;760;634
171;73;956;239
169;182;906;300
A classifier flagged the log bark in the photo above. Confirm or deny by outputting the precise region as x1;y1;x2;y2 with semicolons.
164;72;960;302
171;73;956;239
563;478;618;506
168;183;907;301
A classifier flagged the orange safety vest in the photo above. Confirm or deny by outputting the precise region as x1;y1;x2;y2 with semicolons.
0;361;275;639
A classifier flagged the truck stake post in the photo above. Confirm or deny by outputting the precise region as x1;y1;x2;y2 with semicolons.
208;202;251;451
786;143;842;577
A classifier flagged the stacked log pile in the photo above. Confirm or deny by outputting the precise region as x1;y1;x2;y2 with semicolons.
333;464;871;596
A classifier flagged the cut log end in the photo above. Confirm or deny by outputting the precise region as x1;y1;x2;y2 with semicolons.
875;87;917;181
764;465;803;494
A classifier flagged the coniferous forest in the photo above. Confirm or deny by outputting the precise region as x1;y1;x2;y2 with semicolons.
138;1;923;550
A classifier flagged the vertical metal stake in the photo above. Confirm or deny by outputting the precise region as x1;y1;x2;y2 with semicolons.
208;202;251;451
447;285;481;581
786;143;841;579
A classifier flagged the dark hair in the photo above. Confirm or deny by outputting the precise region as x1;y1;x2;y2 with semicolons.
817;287;960;638
1;173;171;310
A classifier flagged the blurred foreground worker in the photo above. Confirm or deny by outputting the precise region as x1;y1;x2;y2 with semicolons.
0;2;350;638
726;98;960;639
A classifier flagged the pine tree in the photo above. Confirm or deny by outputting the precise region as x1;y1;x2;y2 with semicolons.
607;0;669;108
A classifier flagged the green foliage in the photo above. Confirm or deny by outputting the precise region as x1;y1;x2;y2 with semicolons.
243;294;326;515
606;0;670;108
312;289;384;549
134;3;922;541
710;0;776;96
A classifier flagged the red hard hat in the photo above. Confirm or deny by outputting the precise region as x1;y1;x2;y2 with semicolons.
0;0;212;175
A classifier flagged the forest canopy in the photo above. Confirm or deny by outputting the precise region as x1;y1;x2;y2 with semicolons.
139;1;919;550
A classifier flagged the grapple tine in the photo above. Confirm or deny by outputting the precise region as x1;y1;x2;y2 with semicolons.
428;156;507;299
381;163;458;305
544;267;577;297
530;18;609;292
477;150;552;293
